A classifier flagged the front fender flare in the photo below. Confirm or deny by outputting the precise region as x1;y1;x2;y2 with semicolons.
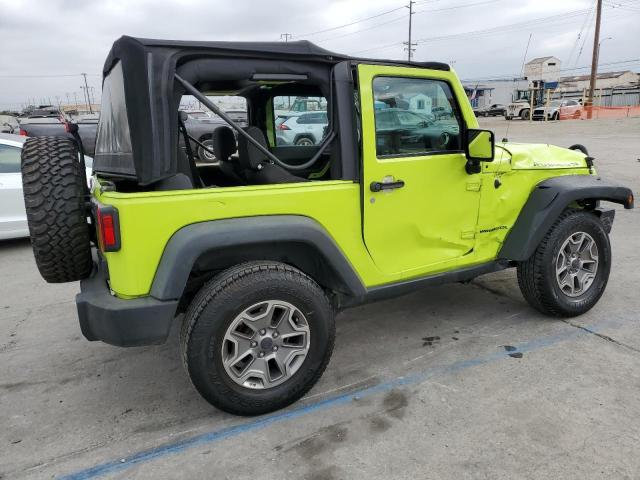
499;175;633;261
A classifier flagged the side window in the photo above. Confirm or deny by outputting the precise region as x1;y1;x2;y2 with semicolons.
273;96;327;147
373;76;462;157
0;144;21;173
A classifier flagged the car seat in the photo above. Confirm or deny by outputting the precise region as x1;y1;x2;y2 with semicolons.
236;127;306;184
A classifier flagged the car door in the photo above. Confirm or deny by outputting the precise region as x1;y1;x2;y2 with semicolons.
0;142;28;239
358;64;481;276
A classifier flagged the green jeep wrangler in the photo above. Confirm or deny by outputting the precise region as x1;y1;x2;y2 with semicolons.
21;37;634;416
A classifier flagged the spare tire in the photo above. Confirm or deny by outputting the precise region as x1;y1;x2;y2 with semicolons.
21;136;93;283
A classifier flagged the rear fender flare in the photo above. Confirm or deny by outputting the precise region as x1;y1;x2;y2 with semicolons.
150;215;366;302
499;175;633;261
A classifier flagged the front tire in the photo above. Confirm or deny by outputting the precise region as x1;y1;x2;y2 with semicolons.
520;109;530;120
181;261;335;415
517;210;611;317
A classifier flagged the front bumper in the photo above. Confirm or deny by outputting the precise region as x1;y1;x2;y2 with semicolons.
76;263;179;347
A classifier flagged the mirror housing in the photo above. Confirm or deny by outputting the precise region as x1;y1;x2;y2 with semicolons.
464;129;494;174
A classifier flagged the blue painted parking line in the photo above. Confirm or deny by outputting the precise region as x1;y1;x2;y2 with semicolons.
61;321;600;480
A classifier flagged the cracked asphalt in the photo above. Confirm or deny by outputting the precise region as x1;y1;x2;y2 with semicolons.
1;117;639;479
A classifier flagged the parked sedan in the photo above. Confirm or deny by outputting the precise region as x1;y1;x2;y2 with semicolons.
374;108;460;155
474;104;506;117
0;133;92;240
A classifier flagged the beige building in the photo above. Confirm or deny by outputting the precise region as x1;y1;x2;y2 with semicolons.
558;71;640;92
524;56;561;82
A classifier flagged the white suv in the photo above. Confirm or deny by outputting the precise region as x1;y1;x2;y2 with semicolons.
276;111;328;146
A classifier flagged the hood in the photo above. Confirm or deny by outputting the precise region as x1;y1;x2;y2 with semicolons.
498;143;589;170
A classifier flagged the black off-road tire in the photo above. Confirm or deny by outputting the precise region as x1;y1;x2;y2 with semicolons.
517;209;611;317
520;109;530;120
181;261;335;416
21;136;92;283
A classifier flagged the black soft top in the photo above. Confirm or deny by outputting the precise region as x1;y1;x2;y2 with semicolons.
102;36;449;73
94;36;449;185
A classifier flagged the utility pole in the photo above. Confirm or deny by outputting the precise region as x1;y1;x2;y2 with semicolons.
403;1;416;61
587;0;603;116
280;33;292;42
81;73;93;113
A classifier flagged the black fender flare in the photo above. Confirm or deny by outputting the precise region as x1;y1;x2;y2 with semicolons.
150;215;366;301
499;175;634;261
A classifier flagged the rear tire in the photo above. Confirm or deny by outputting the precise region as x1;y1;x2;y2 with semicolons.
21;137;92;283
181;261;335;415
197;138;218;164
517;210;611;317
520;109;530;120
294;136;315;146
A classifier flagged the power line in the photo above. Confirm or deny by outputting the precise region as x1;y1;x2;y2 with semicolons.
354;7;609;55
312;0;502;44
295;5;406;37
313;14;407;43
566;0;596;67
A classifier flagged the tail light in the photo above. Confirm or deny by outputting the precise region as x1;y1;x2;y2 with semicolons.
96;205;121;252
19;128;27;136
277;123;290;130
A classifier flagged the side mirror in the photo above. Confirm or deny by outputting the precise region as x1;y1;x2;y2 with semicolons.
465;129;494;162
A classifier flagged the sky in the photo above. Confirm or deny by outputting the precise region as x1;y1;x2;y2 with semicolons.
0;0;638;110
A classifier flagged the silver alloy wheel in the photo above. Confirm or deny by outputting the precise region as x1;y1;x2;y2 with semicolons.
221;300;311;389
555;231;599;297
295;137;314;146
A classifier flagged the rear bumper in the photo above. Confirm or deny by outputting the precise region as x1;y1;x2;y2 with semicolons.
76;263;179;347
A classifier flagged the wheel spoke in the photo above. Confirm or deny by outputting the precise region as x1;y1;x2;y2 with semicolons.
222;300;311;390
555;231;599;298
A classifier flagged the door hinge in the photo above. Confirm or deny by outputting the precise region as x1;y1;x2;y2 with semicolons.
466;182;481;192
461;230;476;240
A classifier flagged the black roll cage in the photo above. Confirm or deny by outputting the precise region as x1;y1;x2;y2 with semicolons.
175;74;337;172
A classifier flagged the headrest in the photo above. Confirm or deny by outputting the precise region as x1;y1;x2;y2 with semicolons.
212;126;237;162
237;126;269;170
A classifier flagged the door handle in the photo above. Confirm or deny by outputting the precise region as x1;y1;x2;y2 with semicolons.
370;179;405;192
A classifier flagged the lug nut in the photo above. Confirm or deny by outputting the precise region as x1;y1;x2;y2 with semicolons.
272;346;278;352
259;329;266;335
259;352;265;358
251;341;257;347
273;332;279;338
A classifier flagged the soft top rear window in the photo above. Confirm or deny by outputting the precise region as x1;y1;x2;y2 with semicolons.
94;60;134;176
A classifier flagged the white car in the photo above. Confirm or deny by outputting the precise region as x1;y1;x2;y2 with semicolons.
275;111;328;146
0;133;92;240
532;99;582;121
